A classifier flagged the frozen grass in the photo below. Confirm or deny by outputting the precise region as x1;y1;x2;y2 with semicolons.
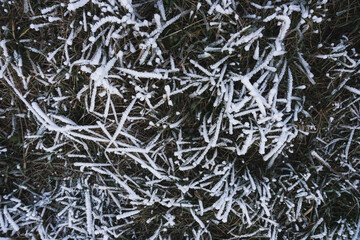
0;0;359;239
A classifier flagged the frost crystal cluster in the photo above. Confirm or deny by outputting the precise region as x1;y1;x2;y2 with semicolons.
0;0;359;239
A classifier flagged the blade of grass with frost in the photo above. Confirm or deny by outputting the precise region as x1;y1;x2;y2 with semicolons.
68;131;109;143
345;128;355;160
237;129;255;156
267;74;280;105
164;85;173;106
316;52;345;60
217;64;227;89
91;16;126;33
90;46;102;65
210;171;230;196
154;14;162;29
201;117;210;143
5;86;58;132
106;147;149;153
253;41;260;60
226;80;234;113
190;208;205;229
273;15;291;51
51;114;77;126
198;199;204;216
221;26;251;52
82;9;88;31
68;225;88;235
96;121;141;147
90;57;118;111
238;76;268;115
331;77;351;95
41;142;67;152
183;111;223;169
215;194;227;220
190;60;213;76
91;167;141;200
103;94;111;119
146;132;162;151
138;11;189;63
174;147;207;156
148;223;162;240
345;85;360;95
67;0;89;11
107;97;136;148
85;190;94;236
88;84;97;112
139;48;150;65
231;96;251;113
260;198;271;217
31;102;57;127
116;210;140;220
297;53;315;84
66;28;76;46
7;115;15;139
353;218;360;240
277;58;288;82
40;4;60;14
125;153;165;179
180;151;201;170
294;196;303;220
37;225;48;240
310;217;323;234
221;189;236;223
286;68;293;112
234;108;260;118
310;151;332;169
57;202;75;218
210;56;230;70
259;126;267;155
169;117;185;129
190;83;210;97
157;0;166;21
263;127;290;161
249;50;278;79
74;162;112;172
231;229;262;239
170;83;199;96
149;10;190;38
247;168;256;191
234;27;264;47
0;210;7;233
3;206;19;232
143;153;165;172
151;83;200;111
118;68;163;79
